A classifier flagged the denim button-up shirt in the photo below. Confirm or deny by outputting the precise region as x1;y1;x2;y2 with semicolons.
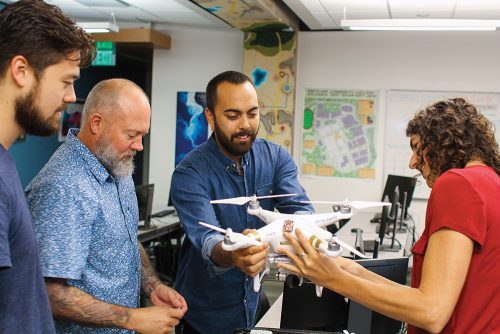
26;129;141;334
172;134;313;334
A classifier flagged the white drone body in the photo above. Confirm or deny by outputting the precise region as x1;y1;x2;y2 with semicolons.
200;194;390;297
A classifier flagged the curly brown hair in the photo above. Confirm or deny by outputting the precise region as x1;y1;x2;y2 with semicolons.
406;97;500;182
0;0;95;80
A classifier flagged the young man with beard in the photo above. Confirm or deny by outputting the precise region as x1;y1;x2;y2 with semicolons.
26;79;187;334
171;71;313;334
0;1;95;332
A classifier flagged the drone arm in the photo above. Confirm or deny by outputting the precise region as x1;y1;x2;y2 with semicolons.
247;206;284;225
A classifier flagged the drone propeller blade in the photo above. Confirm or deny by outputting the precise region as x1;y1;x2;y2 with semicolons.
332;236;368;259
349;201;391;210
210;197;253;205
301;200;344;205
301;200;391;210
198;222;227;234
211;193;298;206
256;193;297;200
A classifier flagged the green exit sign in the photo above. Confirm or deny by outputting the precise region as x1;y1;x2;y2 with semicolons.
92;41;116;66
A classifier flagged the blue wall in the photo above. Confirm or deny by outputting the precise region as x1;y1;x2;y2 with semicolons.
10;135;61;188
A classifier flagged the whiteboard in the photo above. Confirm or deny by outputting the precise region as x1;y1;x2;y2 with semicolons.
384;89;500;199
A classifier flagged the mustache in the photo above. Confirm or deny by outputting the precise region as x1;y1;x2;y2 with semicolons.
58;103;68;113
231;130;255;139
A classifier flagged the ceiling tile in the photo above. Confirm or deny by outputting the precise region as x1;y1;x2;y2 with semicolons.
75;0;129;6
329;10;390;21
391;10;454;19
388;0;457;11
309;11;337;27
454;9;500;19
320;0;387;12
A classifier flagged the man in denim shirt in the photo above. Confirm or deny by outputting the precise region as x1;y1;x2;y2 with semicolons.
26;79;187;333
172;71;314;334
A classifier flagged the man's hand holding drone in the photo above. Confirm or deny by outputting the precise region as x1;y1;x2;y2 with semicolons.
211;229;270;278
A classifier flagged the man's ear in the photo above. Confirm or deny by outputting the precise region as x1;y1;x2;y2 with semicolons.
88;113;104;135
10;55;32;87
205;108;215;131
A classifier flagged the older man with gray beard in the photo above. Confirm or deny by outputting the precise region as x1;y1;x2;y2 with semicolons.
26;78;187;334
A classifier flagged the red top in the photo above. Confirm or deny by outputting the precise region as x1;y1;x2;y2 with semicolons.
408;166;500;334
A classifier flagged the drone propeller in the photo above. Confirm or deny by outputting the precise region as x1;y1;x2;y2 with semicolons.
211;193;298;206
301;199;391;210
332;236;368;259
198;221;227;234
198;222;261;246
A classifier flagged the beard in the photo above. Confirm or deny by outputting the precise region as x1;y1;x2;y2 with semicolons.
15;84;65;136
213;119;258;157
94;132;136;178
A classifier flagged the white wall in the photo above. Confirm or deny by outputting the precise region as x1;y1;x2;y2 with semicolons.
150;25;244;211
294;31;500;228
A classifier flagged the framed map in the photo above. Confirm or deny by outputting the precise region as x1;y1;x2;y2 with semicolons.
301;89;380;179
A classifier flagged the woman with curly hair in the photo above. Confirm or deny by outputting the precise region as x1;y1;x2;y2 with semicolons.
277;98;500;333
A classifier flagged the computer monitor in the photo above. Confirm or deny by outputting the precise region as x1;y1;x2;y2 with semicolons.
377;187;401;254
280;257;409;334
167;188;173;207
382;174;417;220
135;183;154;229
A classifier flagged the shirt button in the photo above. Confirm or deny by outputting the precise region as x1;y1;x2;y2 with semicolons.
232;163;237;168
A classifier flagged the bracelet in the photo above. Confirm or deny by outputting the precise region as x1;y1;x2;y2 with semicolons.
145;280;162;297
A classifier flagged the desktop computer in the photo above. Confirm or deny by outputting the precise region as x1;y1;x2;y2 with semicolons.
135;183;154;229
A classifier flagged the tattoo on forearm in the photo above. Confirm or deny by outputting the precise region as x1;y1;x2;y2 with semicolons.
46;279;130;328
139;243;161;295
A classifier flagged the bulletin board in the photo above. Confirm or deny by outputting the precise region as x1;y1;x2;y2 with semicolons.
384;89;500;199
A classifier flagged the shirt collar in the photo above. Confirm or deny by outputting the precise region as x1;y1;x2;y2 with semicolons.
207;133;251;172
66;128;114;185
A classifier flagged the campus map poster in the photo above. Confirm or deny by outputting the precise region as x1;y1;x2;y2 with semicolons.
301;89;379;179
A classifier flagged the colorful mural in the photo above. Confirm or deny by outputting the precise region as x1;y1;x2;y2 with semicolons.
175;91;208;166
192;0;298;152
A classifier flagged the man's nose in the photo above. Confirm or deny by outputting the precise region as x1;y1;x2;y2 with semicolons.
131;137;143;152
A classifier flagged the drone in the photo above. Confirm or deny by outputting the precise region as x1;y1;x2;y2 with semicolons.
199;193;391;297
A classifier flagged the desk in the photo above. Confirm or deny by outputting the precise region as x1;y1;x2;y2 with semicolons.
138;214;181;243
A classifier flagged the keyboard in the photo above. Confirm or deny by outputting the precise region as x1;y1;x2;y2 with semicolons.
151;209;175;218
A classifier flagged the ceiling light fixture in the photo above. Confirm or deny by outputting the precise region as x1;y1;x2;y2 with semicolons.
77;13;119;34
340;19;500;31
77;21;120;33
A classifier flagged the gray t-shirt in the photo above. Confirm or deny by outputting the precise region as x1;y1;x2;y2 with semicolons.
0;144;55;333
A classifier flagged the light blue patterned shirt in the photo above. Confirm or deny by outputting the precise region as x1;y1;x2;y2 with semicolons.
26;129;141;334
